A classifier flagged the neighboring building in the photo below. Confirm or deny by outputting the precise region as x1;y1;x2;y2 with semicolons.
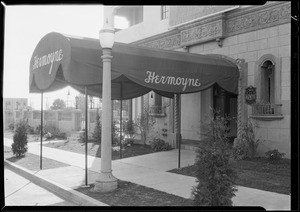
3;98;29;129
3;98;28;111
114;2;291;158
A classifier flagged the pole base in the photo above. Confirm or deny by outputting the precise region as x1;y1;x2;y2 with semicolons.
93;172;118;193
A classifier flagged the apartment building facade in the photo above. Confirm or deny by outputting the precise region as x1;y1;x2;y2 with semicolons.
114;2;291;157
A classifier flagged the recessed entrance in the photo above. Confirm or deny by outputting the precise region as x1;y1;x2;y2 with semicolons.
213;84;237;142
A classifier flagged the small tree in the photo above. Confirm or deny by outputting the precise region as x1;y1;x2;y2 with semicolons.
92;112;102;143
192;111;237;206
50;98;66;110
11;121;28;157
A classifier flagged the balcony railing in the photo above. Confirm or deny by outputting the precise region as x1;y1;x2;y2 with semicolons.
251;103;283;120
149;106;166;117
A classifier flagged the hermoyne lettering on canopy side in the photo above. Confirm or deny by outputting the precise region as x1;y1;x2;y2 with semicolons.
144;71;201;91
32;49;63;75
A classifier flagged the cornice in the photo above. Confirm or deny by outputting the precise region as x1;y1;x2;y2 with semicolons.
131;2;291;49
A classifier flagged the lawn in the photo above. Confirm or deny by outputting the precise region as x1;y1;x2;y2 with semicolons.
43;138;156;160
169;157;291;195
4;146;70;171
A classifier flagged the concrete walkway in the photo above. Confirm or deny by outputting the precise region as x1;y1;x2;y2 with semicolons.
4;138;291;210
5;168;76;206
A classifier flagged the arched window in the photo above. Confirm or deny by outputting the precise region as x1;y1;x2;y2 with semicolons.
260;60;275;103
252;54;283;118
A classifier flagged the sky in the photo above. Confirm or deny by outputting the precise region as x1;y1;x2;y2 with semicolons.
3;5;128;109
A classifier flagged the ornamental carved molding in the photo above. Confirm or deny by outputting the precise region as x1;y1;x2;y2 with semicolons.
139;34;181;50
225;3;291;36
134;2;290;49
181;20;224;46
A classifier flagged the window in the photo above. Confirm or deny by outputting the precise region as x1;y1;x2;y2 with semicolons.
261;60;275;103
149;92;165;117
161;6;169;20
251;54;283;119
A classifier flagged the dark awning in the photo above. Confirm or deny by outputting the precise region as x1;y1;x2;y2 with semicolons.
29;32;239;99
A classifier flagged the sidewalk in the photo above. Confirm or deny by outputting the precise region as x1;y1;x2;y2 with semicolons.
5;167;76;206
4;138;291;209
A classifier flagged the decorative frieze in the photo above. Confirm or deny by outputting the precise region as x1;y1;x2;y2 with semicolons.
139;34;181;50
134;2;290;49
181;20;224;47
226;3;291;36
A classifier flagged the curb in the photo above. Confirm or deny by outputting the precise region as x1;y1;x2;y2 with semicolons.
4;160;108;206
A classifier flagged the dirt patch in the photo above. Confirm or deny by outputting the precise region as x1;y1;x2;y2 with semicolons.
76;181;194;206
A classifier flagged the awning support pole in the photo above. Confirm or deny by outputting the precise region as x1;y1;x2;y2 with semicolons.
174;94;181;168
40;92;43;170
85;87;88;186
120;83;123;159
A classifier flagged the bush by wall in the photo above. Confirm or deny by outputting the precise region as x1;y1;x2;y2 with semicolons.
150;138;172;152
43;123;66;140
233;120;261;160
265;149;285;163
11;121;28;157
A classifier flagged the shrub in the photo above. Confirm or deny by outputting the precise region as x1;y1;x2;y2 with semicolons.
79;129;87;143
34;124;45;135
150;138;172;152
20;120;34;134
232;144;247;161
43;123;66;140
233;120;260;160
25;124;34;134
11;121;28;157
92;112;102;143
112;120;119;146
122;138;134;146
192;112;237;206
265;149;285;163
8;122;15;131
123;120;136;140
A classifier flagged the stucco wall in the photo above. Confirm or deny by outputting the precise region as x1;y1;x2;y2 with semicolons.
115;6;169;43
181;92;201;141
189;23;291;158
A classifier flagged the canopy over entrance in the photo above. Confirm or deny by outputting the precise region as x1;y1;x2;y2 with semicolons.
29;32;239;98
